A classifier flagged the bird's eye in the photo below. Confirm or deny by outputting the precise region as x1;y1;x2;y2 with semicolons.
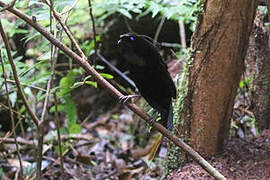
130;36;134;41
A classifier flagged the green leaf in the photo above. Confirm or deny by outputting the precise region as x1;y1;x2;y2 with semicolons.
117;8;132;19
83;75;92;81
0;168;2;179
95;65;105;70
85;81;98;88
149;1;163;18
65;97;78;125
71;82;84;89
68;123;82;134
57;77;74;96
100;73;114;79
49;105;66;113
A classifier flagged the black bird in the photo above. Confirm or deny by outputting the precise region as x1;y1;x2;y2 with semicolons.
117;33;176;130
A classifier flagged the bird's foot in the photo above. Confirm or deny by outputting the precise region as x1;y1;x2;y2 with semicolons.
119;95;141;104
149;118;156;126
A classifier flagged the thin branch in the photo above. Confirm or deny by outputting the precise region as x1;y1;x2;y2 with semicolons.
0;102;25;118
60;0;79;15
43;0;86;59
154;16;166;42
178;19;187;50
6;79;47;92
97;53;136;88
88;0;97;66
51;9;68;179
54;92;65;179
124;17;134;32
0;3;226;179
0;18;40;127
267;0;270;23
0;137;35;146
0;0;16;12
0;32;23;178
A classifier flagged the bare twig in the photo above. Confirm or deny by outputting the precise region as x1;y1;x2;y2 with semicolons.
60;0;79;15
43;0;86;59
154;16;166;42
0;137;35;146
0;102;25;118
54;92;65;180
0;27;23;178
0;3;226;179
6;79;46;92
88;0;98;66
178;19;187;50
53;21;67;180
0;18;40;126
97;53;136;88
124;17;134;32
267;0;270;22
0;0;16;12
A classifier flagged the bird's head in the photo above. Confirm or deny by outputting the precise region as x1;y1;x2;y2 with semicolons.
117;33;140;52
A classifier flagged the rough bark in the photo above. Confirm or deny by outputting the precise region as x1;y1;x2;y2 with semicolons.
181;0;257;155
253;12;270;130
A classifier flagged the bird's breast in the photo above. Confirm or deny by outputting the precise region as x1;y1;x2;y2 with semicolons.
123;51;146;67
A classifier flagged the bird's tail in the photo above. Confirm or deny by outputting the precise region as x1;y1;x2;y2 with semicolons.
161;103;174;131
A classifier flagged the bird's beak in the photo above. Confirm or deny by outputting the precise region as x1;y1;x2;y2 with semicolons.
117;39;122;46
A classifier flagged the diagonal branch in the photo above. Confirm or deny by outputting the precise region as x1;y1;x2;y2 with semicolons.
43;0;86;59
0;19;40;127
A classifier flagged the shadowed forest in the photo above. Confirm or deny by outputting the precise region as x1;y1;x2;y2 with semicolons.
0;0;270;179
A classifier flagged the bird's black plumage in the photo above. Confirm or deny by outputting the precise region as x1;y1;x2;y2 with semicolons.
117;33;176;130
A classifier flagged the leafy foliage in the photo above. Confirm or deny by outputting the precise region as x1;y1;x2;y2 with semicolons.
0;0;199;141
95;0;200;31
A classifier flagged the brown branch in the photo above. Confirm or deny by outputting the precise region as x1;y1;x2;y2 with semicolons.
0;102;25;118
154;15;166;42
178;20;187;50
0;19;40;127
0;3;226;179
0;0;16;12
0;28;23;178
43;0;86;59
88;0;98;66
6;79;46;92
0;137;35;146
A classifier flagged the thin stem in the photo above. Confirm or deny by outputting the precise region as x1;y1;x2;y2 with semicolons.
43;0;86;59
178;19;187;50
0;29;23;178
88;0;98;66
0;18;40;126
54;92;65;180
154;16;166;42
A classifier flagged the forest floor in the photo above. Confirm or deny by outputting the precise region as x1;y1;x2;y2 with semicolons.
1;89;270;180
171;130;270;180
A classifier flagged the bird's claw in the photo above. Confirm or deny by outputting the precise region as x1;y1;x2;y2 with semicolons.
119;95;132;104
149;118;156;126
119;95;140;104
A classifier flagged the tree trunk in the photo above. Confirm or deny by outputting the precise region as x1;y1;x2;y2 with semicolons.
253;11;270;130
179;0;257;155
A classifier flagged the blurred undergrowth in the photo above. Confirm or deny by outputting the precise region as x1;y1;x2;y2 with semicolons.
0;0;199;134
